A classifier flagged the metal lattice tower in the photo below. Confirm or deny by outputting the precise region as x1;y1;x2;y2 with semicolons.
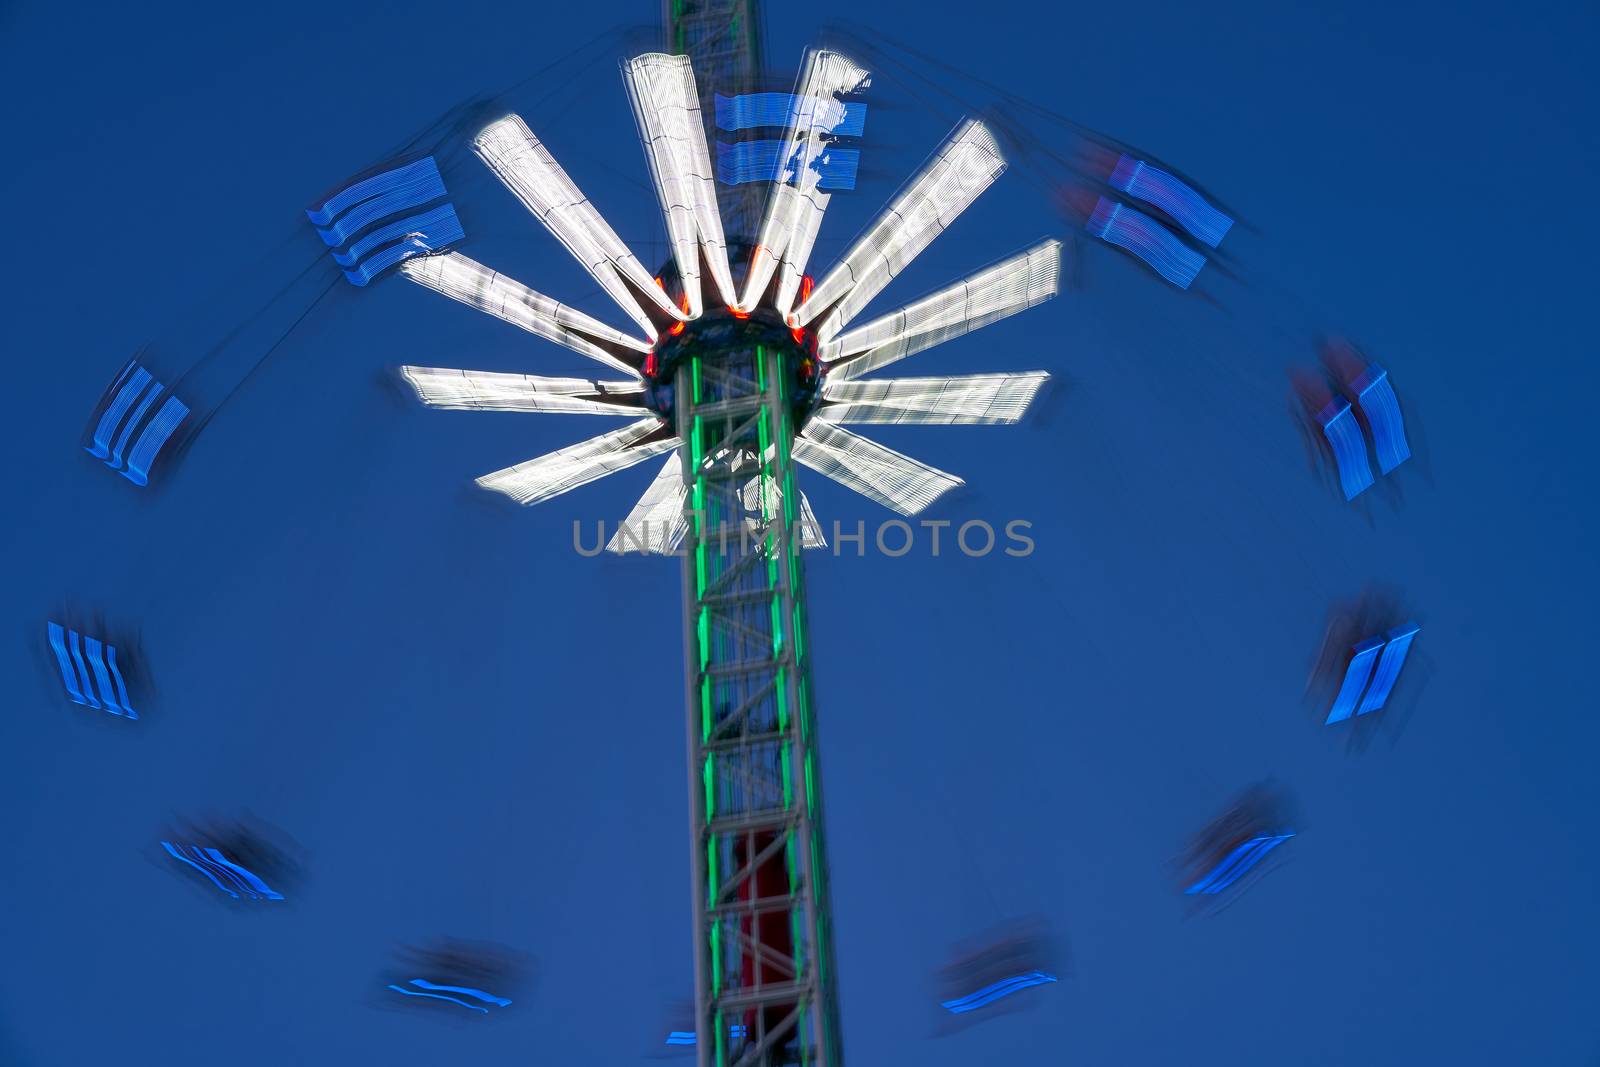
668;6;843;1064
673;332;840;1066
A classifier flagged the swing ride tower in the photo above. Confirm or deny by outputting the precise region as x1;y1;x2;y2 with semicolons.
393;11;1058;1065
665;4;843;1064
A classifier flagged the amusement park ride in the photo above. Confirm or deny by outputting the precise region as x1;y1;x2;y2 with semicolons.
45;0;1451;1057
386;2;1060;1063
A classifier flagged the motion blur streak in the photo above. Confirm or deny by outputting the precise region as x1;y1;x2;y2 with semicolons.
385;985;488;1014
1324;636;1385;724
1108;154;1233;248
1084;196;1204;289
940;970;1059;1013
1315;398;1375;501
47;622;136;717
161;841;285;901
1184;833;1295;894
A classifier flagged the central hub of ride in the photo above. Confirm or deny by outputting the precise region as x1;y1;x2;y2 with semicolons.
640;302;821;430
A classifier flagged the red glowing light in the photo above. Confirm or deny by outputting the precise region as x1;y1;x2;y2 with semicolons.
728;305;750;319
669;321;686;336
800;274;815;303
790;327;806;345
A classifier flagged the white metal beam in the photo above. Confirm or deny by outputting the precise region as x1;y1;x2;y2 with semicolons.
474;114;687;337
796;119;1007;342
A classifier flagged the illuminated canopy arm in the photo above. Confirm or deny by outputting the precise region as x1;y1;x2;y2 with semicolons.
400;252;650;376
477;418;678;505
623;53;737;316
797;118;1007;341
797;489;826;549
792;420;963;515
473;115;687;337
400;367;645;415
738;474;828;549
737;49;872;315
822;239;1061;378
607;452;689;554
817;372;1048;425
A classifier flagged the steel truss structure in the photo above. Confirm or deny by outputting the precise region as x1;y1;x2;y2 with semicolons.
666;7;840;1061
677;337;839;1065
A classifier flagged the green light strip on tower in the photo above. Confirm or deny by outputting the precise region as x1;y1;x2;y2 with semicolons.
817;906;831;1008
707;831;720;911
780;743;793;808
708;887;721;969
700;677;712;744
774;668;788;732
692;424;706;600
804;750;816;817
704;755;716;821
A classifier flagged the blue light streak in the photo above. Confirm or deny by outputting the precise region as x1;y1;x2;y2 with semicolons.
123;395;189;486
308;156;442;226
87;362;151;459
310;157;446;244
104;378;162;472
162;842;283;900
1085;197;1204;289
83;637;122;714
163;841;239;897
387;984;488;1013
48;622;137;717
1355;623;1420;715
1109;155;1232;249
716;141;860;190
1185;833;1295;894
1315;397;1375;500
663;1025;747;1046
332;203;463;267
86;359;189;486
204;848;285;900
106;645;135;711
940;970;1058;1014
407;979;511;1007
1325;636;1384;724
1351;365;1411;475
341;215;465;287
311;155;463;286
715;93;867;136
48;623;91;706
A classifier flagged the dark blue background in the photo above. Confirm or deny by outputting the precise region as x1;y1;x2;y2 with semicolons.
2;0;1594;1063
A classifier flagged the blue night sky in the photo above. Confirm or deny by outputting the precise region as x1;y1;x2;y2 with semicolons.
1;1;1595;1064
